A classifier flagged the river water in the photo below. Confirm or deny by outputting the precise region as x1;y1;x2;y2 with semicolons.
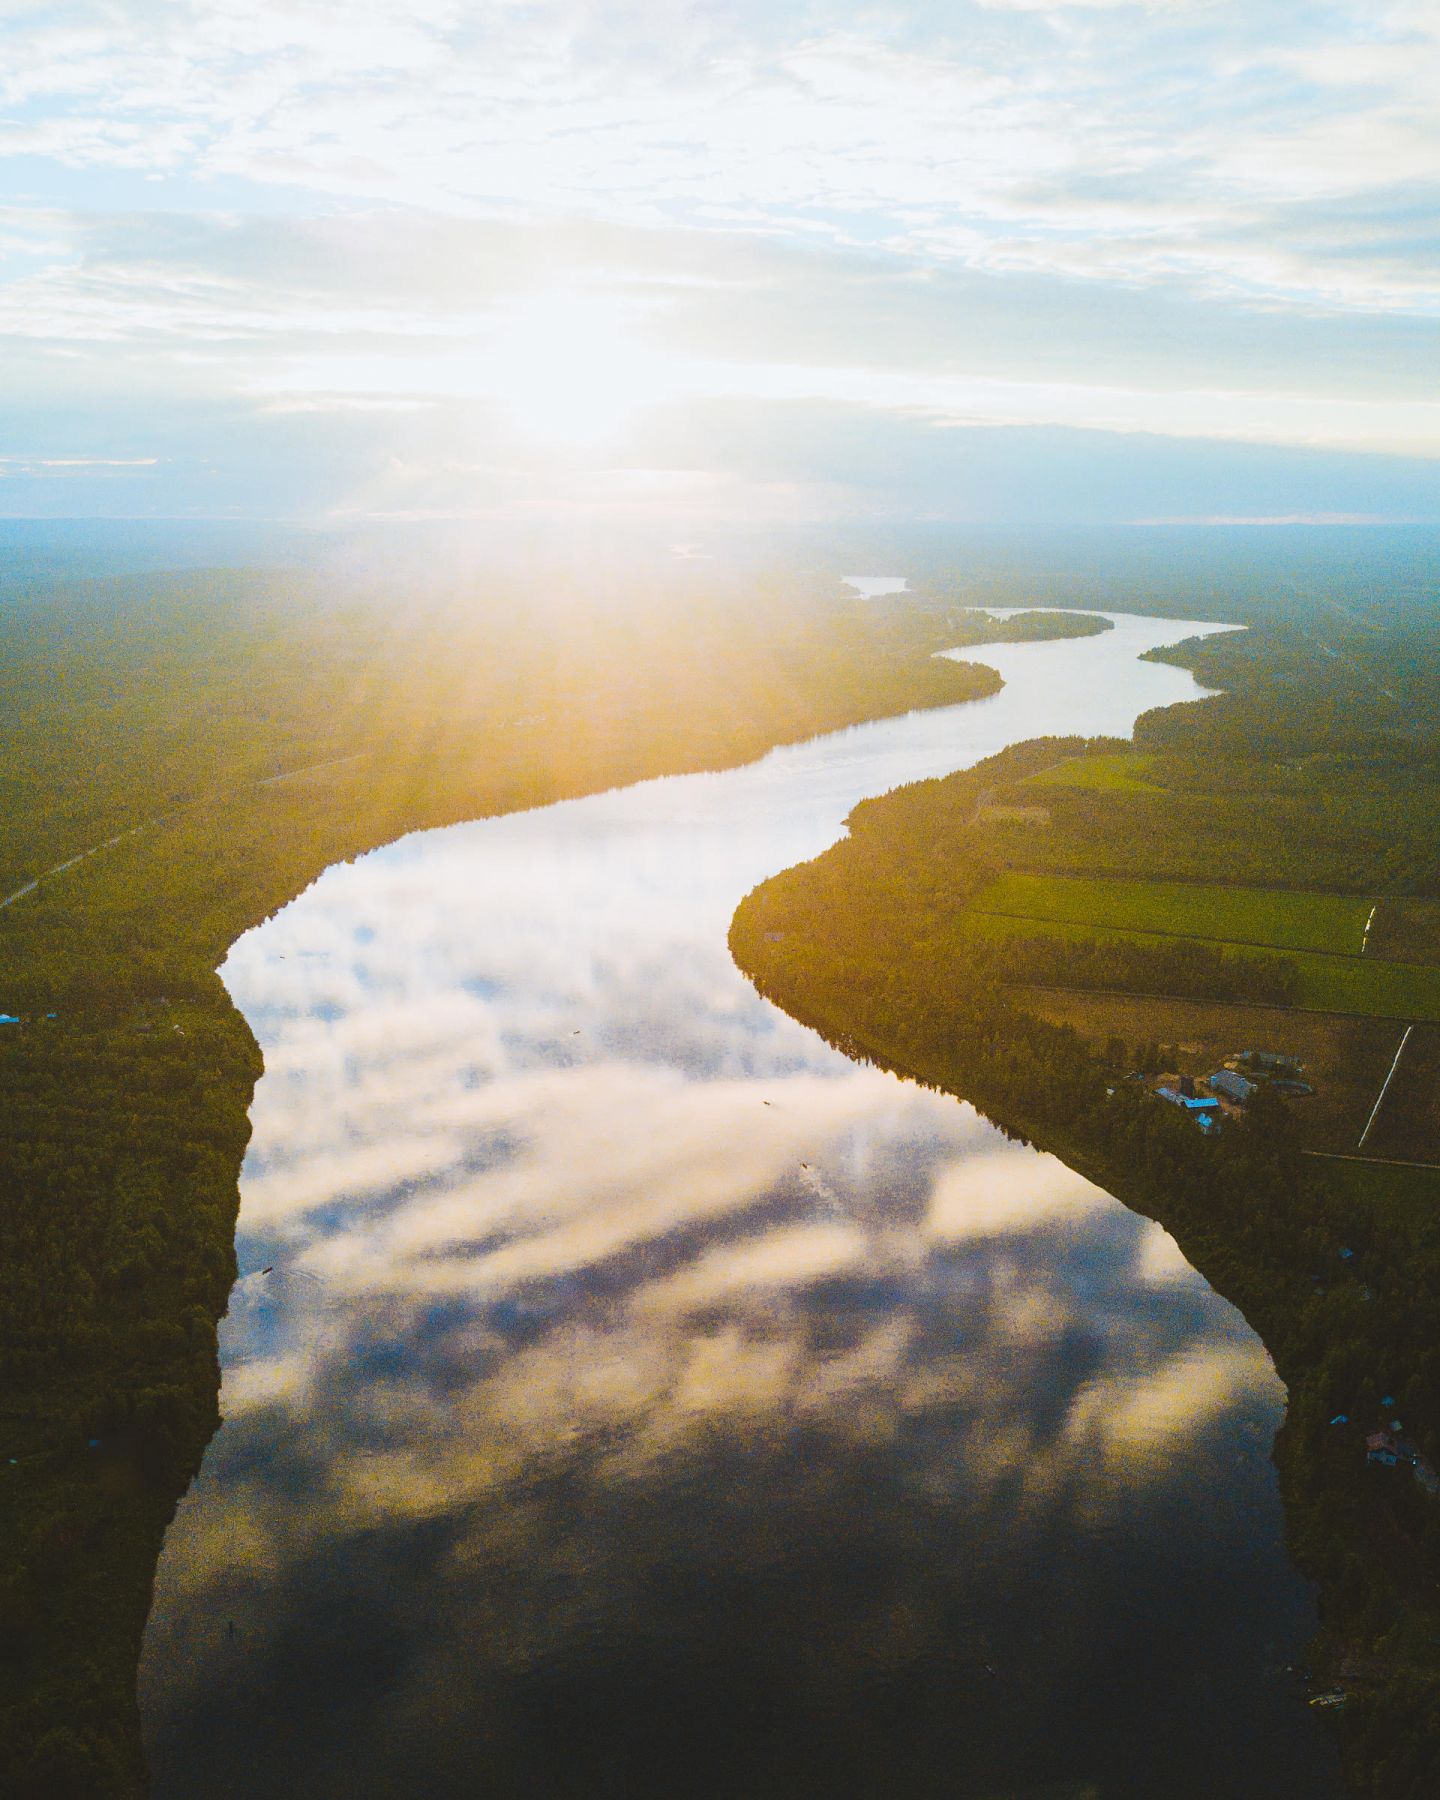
139;608;1344;1798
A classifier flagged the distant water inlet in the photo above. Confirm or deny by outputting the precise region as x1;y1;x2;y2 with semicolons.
842;573;910;598
139;613;1344;1799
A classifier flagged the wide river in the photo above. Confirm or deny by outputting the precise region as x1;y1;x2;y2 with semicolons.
140;606;1345;1798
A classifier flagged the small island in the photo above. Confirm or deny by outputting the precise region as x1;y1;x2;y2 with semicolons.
950;608;1114;644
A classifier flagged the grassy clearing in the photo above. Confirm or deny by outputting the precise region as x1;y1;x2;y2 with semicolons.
974;802;1051;827
1022;751;1162;793
1368;898;1440;967
963;908;1440;1022
1296;958;1440;1020
971;870;1373;954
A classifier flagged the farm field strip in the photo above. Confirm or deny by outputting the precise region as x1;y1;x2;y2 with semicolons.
971;872;1373;955
1299;957;1440;1021
962;910;1440;1022
972;905;1369;962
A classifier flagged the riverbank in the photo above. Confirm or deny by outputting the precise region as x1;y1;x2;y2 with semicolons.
729;729;1440;1800
0;572;1020;1795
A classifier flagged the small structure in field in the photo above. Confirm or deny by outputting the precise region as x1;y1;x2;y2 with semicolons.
1209;1068;1257;1104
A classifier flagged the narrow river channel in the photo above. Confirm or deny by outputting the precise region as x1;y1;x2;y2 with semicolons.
139;607;1345;1798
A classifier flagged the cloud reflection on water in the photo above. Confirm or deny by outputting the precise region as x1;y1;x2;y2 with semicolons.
140;615;1339;1798
145;1100;1294;1796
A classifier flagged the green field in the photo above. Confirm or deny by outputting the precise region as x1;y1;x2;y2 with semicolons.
971;871;1373;955
963;877;1440;1021
1022;751;1161;793
1295;956;1440;1019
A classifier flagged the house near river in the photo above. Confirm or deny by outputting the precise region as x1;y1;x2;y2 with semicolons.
1365;1429;1440;1493
1155;1086;1223;1132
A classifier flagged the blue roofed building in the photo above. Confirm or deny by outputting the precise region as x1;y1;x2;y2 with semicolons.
1156;1088;1223;1131
1209;1068;1257;1104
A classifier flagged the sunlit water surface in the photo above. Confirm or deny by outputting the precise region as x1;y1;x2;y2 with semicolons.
140;611;1344;1798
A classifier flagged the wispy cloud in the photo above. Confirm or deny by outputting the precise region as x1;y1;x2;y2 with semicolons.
0;2;1436;517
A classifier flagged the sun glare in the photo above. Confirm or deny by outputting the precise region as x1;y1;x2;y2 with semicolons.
481;291;674;446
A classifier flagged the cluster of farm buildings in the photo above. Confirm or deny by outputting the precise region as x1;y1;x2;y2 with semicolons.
1149;1049;1313;1133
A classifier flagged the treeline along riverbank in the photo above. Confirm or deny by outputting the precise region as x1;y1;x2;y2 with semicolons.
0;560;1049;1796
730;616;1440;1800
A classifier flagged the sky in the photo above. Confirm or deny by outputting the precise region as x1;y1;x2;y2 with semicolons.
1;0;1438;524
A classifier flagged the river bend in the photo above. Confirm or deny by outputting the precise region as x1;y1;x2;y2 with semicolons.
140;608;1344;1799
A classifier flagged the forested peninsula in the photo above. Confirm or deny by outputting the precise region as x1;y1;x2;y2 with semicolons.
731;619;1440;1800
0;566;1096;1796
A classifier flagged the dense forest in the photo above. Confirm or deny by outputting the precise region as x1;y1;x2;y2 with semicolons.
730;620;1440;1800
0;562;1106;1795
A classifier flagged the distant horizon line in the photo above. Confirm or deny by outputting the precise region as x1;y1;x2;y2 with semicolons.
1;515;1438;531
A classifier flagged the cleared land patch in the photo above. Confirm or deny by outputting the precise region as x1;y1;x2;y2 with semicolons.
1367;898;1440;967
1362;1022;1440;1164
1022;751;1162;793
974;802;1050;827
